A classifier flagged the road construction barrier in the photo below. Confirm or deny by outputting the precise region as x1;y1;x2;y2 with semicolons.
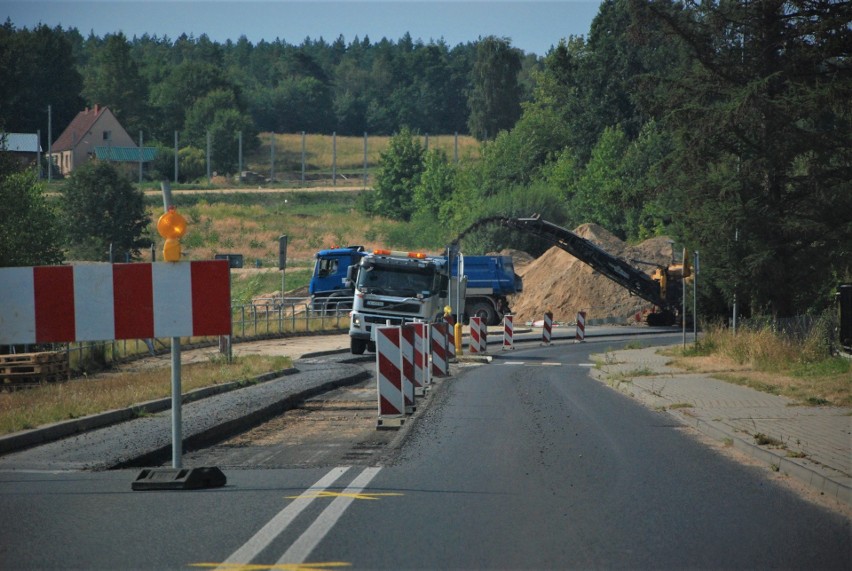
503;314;514;350
444;315;456;360
469;317;487;354
431;322;449;377
376;326;405;428
413;322;430;389
400;324;418;407
542;311;553;345
0;261;232;345
576;311;586;342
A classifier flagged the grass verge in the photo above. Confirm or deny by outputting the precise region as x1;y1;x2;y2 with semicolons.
0;354;291;436
666;319;850;407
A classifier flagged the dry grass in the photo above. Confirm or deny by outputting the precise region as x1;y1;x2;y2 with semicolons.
162;192;411;268
667;321;851;407
253;132;481;173
0;354;292;435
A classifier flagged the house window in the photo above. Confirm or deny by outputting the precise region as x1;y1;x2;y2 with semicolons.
103;131;112;141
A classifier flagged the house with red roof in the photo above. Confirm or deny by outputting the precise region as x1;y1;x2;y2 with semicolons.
49;104;155;176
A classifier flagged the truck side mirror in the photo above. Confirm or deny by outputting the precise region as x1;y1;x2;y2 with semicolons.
345;265;356;286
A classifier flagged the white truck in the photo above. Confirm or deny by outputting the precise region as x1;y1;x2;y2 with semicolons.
348;249;465;354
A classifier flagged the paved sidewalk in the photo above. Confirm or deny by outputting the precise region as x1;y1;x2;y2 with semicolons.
590;347;852;507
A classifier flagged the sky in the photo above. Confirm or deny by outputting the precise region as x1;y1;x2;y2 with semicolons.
2;1;603;56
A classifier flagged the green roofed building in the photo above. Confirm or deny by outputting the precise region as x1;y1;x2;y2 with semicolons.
93;146;157;162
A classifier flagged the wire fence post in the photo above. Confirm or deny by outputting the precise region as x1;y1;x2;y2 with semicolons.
301;131;306;184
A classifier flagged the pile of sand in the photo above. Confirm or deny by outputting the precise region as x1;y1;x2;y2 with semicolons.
508;223;674;323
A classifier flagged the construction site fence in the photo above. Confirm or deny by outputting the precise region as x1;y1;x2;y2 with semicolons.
13;297;352;374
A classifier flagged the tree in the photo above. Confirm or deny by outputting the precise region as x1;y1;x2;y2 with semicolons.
148;60;237;140
467;36;523;140
365;127;425;221
635;0;852;316
413;149;457;222
0;22;84;143
82;32;149;135
61;161;150;261
0;154;64;266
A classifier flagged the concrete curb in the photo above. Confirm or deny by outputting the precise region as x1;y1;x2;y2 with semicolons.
590;359;852;508
676;413;852;506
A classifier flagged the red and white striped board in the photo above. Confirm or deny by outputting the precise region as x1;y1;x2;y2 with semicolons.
413;322;430;389
431;322;449;377
575;311;586;342
444;315;456;360
376;326;406;428
502;314;515;350
541;311;553;345
469;316;483;354
0;261;231;345
401;324;419;402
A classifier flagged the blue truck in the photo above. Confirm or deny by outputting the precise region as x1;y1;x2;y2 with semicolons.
309;246;367;314
309;246;522;325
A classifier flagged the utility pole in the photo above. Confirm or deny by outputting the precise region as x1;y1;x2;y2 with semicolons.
47;105;52;183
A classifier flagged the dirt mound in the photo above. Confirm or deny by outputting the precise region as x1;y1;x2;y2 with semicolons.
509;224;674;323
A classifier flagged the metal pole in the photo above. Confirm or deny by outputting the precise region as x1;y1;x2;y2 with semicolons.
732;228;738;334
238;131;243;185
270;132;275;182
682;259;687;348
693;251;699;343
161;181;182;469
174;131;179;183
301;131;306;184
37;129;41;179
47;105;52;182
138;131;143;185
454;131;459;163
171;338;182;468
206;131;212;185
332;131;337;186
363;131;368;189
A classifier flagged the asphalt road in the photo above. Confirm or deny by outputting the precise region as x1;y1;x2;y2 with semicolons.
0;332;849;570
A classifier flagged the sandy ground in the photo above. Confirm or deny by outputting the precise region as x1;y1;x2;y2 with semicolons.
114;332;352;372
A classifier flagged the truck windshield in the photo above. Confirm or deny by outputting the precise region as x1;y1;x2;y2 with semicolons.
356;265;436;297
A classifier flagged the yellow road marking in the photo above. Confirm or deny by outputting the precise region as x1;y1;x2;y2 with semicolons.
284;491;403;501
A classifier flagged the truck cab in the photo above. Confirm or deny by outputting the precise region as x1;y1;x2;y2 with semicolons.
310;246;365;313
348;250;459;354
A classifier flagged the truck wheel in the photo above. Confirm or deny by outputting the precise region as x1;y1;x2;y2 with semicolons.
351;338;367;355
367;341;376;353
469;301;497;326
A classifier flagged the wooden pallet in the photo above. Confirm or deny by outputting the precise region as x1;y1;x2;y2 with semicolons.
0;352;69;389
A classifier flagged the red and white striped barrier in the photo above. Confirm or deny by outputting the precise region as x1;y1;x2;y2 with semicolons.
413;322;430;390
576;311;586;342
376;326;406;428
469;316;486;354
0;261;231;345
541;311;553;345
444;315;456;360
431;322;449;377
503;314;514;350
400;324;417;409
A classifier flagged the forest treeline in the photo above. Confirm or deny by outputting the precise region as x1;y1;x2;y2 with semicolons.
363;0;851;320
0;19;535;146
2;0;851;320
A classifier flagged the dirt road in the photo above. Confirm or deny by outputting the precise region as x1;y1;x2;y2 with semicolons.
143;185;368;197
